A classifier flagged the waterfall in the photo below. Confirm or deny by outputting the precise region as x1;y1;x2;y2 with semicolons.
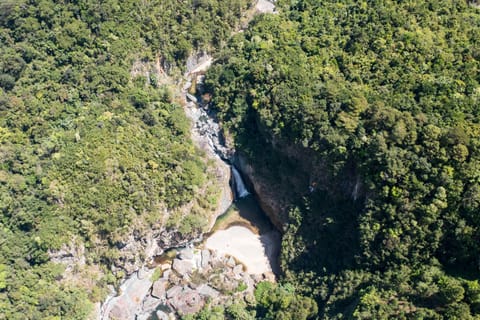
232;166;250;199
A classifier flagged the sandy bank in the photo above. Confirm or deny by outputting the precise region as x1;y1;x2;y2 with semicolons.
204;226;279;274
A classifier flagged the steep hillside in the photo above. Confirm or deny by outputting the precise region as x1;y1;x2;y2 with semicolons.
206;0;480;318
0;0;250;318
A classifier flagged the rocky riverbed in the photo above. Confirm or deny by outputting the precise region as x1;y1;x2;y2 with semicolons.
103;245;276;320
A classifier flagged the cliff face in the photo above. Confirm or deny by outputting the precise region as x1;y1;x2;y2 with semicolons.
234;134;364;233
235;154;288;231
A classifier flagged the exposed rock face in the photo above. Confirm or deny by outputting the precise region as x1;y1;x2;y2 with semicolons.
185;51;212;75
234;134;365;233
167;285;183;299
48;240;86;271
235;154;289;231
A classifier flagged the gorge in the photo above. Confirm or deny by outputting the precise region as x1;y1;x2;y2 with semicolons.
2;0;479;319
100;41;281;319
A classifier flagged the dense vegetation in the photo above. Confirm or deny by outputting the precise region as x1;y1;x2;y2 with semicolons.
0;0;250;318
206;0;480;318
185;281;318;320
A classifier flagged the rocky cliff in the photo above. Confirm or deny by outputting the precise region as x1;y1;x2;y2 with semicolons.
233;134;364;233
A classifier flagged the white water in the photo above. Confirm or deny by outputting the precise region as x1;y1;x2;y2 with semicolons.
232;166;250;199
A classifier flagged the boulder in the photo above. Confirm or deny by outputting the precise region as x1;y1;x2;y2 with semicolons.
156;310;169;320
197;284;219;299
186;93;197;103
169;289;204;315
183;81;192;91
152;279;167;299
162;269;171;280
178;248;194;260
172;258;194;276
242;274;255;292
166;285;182;299
161;263;171;271
136;314;149;320
201;250;210;269
233;264;243;278
137;268;148;280
109;304;133;320
142;295;161;313
264;272;276;283
105;271;153;320
226;257;236;267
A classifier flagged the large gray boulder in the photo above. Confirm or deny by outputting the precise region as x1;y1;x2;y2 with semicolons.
201;250;210;269
169;288;204;315
166;285;183;299
152;279;167;299
172;258;194;276
178;248;194;260
197;284;219;299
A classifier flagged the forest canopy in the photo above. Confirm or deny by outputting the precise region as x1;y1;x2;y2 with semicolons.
206;0;480;318
0;0;250;318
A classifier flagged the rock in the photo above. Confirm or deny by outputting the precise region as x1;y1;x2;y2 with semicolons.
193;250;202;269
172;258;194;276
142;295;161;313
161;263;171;271
197;284;219;299
186;93;197;103
109;304;132;320
252;274;264;283
242;274;255;292
256;0;276;14
235;154;287;230
162;269;171;280
183;81;192;91
178;248;194;260
264;272;276;283
136;314;149;320
189;281;201;290
137;268;148;280
105;270;154;320
168;272;181;286
166;285;182;299
169;289;204;315
233;264;243;277
156;310;169;320
152;279;167;299
197;75;205;85
226;257;236;267
201;250;210;268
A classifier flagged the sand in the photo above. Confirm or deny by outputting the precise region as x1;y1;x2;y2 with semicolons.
204;226;279;274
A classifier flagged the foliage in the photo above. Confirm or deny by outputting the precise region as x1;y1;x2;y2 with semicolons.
207;0;480;318
0;0;250;318
189;282;316;320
